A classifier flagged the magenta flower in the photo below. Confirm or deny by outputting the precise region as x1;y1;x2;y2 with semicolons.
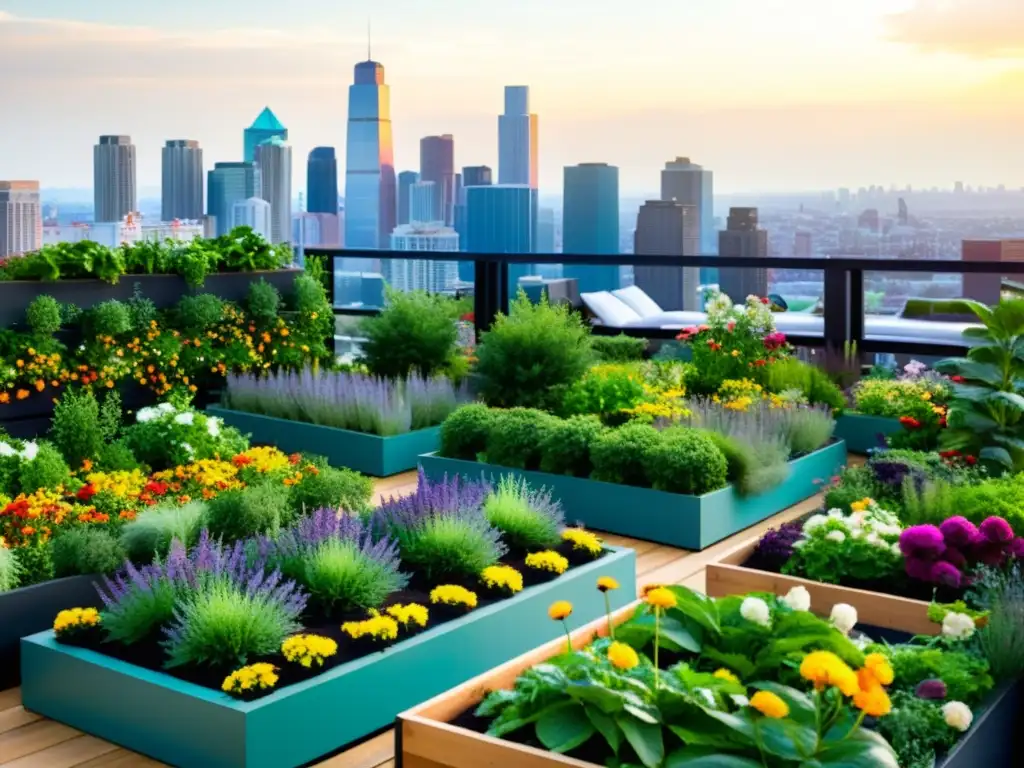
900;525;946;560
930;561;963;589
763;332;787;351
974;543;1008;568
1011;537;1024;558
905;556;934;582
915;679;948;700
980;517;1014;544
943;546;967;569
939;517;978;549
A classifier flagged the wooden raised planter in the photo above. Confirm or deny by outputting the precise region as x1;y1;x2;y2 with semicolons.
418;440;848;551
20;547;636;768
705;537;938;636
833;412;900;454
207;406;439;477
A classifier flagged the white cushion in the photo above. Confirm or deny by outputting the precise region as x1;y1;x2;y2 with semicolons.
613;286;662;318
623;310;705;328
580;291;642;327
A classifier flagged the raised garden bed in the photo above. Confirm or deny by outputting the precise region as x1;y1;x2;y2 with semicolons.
207;406;438;477
0;574;102;689
833;412;900;454
419;440;848;550
20;547;636;768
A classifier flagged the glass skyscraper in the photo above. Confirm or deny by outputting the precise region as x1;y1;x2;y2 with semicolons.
397;170;419;225
498;86;539;253
244;108;287;164
562;163;620;294
661;157;715;285
465;185;534;299
306;147;338;214
207;162;258;237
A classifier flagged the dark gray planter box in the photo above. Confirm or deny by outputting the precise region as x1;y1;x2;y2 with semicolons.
938;680;1021;768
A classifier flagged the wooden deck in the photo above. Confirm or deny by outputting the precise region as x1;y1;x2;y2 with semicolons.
0;471;824;768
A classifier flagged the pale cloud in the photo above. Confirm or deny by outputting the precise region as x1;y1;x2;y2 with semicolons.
887;0;1024;58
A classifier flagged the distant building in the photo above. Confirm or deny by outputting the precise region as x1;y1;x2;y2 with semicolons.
207;162;258;237
43;214;202;248
455;166;494;256
161;140;203;221
466;185;534;298
0;180;42;258
563;162;619;294
386;222;460;292
94;135;137;223
231;197;272;240
397;171;419;226
244;107;287;163
794;230;812;259
633;200;700;311
409;181;438;224
537;207;556;254
718;207;769;302
307;147;338;214
498;86;539;252
462;165;493;191
661;157;714;283
255;137;292;244
420;135;456;225
961;240;1024;305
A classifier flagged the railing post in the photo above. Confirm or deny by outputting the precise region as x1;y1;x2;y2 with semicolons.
472;257;512;339
823;266;850;353
849;268;864;349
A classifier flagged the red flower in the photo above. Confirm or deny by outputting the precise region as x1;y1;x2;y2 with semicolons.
966;455;977;465
727;321;736;332
752;359;767;367
288;453;302;466
761;297;770;305
232;455;254;467
763;332;787;351
951;375;965;383
76;483;97;502
460;312;475;322
144;481;169;496
899;416;922;429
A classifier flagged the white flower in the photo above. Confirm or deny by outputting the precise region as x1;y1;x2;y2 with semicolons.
852;634;872;650
803;514;829;533
942;612;976;640
941;701;973;732
830;603;858;635
793;539;807;549
827;508;845;519
740;597;772;628
20;442;38;461
782;586;811;613
181;442;195;456
865;532;881;546
730;694;750;708
0;442;16;458
826;530;846;543
696;688;717;709
136;406;158;423
890;542;902;556
158;402;176;414
174;411;195;426
206;417;221;437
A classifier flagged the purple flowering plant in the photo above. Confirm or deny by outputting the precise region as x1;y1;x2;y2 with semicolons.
899;515;1023;589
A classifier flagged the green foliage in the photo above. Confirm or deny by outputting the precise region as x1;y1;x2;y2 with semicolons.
288;465;374;516
206;485;291;541
439;404;495;461
296;538;407;615
900;477;958;526
97;438;142;472
560;364;647;424
12;542;54;586
704;430;789;497
823;465;878;513
358;289;459;379
484;408;557;470
974;566;1024;680
948;475;1024;531
0;545;20;592
120;501;207;563
102;573;179;645
538;415;606;477
590;334;647;363
122;405;248;470
245;279;282;324
764;358;846;412
85;300;132;338
175;294;225;332
483;476;563;553
51;527;125;577
50;389;104;468
17;442;71;495
876;692;957;768
394;515;503;583
646;427;728;495
888;645;993;706
589;422;662;487
778;405;836;455
25;296;62;336
783;505;903;585
475;292;593;411
0;240;126;283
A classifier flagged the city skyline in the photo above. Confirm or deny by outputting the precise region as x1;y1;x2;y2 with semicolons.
2;2;1024;193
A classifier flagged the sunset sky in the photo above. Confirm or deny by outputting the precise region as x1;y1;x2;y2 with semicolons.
1;0;1022;194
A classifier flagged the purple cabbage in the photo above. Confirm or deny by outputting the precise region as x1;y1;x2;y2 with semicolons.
752;522;804;571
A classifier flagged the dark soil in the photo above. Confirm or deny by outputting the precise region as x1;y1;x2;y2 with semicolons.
60;541;607;700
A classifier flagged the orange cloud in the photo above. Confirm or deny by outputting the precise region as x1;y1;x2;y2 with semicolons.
887;0;1024;58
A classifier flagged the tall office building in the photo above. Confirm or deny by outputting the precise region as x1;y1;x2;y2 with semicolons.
660;157;714;283
161;140;203;221
537;207;556;255
244;108;287;163
409;181;437;224
498;86;539;252
462;165;493;191
344;58;397;256
231;197;272;240
633;200;700;311
562;163;619;294
93;135;136;223
207;162;259;237
455;165;493;260
255;137;292;244
718;207;769;301
420;135;456;225
307;147;338;214
466;185;534;298
0;181;42;258
386;223;460;293
397;171;419;225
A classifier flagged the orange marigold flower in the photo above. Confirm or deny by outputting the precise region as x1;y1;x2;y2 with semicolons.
34;379;45;392
16;389;30;400
0;392;9;404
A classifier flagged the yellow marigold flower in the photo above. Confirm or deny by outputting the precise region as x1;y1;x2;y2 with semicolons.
849;498;874;513
429;585;479;609
607;641;639;670
713;668;740;684
281;634;338;668
341;615;399;642
862;653;894;686
386;603;430;629
235;446;291;474
800;651;860;697
548;600;573;621
480;565;524;595
750;691;789;719
644;587;677;610
853;676;892;717
53;607;101;634
597;576;620;593
525;550;569;575
562;528;603;557
222;663;279;695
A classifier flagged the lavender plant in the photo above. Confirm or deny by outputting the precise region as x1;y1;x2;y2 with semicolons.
482;476;564;554
224;368;470;436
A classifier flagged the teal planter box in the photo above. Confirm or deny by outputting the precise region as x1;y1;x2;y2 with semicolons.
20;548;636;768
207;406;440;477
419;441;848;550
834;413;900;454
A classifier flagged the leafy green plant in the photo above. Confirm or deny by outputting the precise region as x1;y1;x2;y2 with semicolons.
97;438;142;472
823;465;879;513
358;289;459;379
948;475;1024;532
17;442;71;495
120;501;207;563
298;538;406;614
393;515;503;583
765;358;846;412
288;465;374;516
876;692;958;768
538;415;606;477
704;429;789;496
13;543;54;586
589;422;662;487
646;427;728;495
175;294;225;332
50;389;104;468
484;408;556;470
84;300;132;338
974;565;1024;680
122;404;248;470
439;404;494;461
25;296;63;336
246;279;282;324
887;645;993;706
206;485;291;541
0;545;20;592
591;334;647;363
100;572;180;645
51;527;125;577
475;292;593;411
483;476;563;553
560;363;647;424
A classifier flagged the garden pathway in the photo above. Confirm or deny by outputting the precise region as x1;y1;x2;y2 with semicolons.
0;470;827;768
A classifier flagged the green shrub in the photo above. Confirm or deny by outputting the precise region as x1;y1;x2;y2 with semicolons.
484;408;556;470
764;358;845;411
14;542;54;586
17;442;71;494
50;389;103;468
703;430;789;497
51;527;125;577
97;438;142;472
246;279;282;323
483;476;563;553
0;545;20;592
358;289;459;379
85;300;132;337
538;415;605;477
560;364;647;424
123;405;248;470
647;427;728;495
288;466;374;516
888;646;993;706
591;334;647;363
950;476;1024;531
101;574;179;645
298;538;406;615
26;296;62;336
207;485;291;541
589;422;663;487
778;405;836;455
393;515;503;583
474;292;592;411
876;692;958;768
176;294;225;332
823;465;878;512
439;404;495;460
121;501;208;563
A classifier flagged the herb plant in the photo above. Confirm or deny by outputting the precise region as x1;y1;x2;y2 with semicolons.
120;500;208;563
483;476;564;553
358;289;460;379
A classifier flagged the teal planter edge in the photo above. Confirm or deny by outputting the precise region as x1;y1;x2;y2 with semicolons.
834;412;900;454
207;406;440;477
20;547;636;768
419;440;848;550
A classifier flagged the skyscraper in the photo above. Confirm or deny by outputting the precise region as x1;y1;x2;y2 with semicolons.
161;140;203;221
231;197;272;241
420;135;456;225
498;86;539;253
397;171;419;225
244;108;287;163
660;157;714;282
344;58;397;257
562;163;619;294
255;137;292;244
409;181;438;224
307;147;338;214
633;200;700;311
455;166;493;261
462;165;493;190
536;207;556;255
386;223;460;293
466;185;534;298
718;207;769;301
93;135;136;223
0;181;42;258
207;162;259;237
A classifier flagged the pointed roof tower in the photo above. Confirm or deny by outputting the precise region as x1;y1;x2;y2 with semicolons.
249;107;286;132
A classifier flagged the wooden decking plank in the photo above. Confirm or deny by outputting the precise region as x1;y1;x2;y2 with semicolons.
72;750;163;767
316;731;394;767
0;692;21;717
2;735;119;768
0;721;81;764
0;707;41;737
635;546;690;578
